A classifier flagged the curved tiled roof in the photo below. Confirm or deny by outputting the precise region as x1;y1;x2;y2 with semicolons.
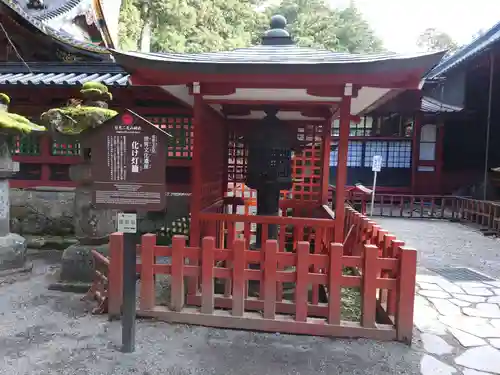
0;0;109;55
421;96;463;113
16;0;85;21
426;21;500;79
0;62;128;85
111;46;446;79
119;45;444;65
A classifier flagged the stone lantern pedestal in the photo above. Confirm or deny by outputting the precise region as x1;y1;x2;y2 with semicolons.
0;137;28;271
59;161;120;283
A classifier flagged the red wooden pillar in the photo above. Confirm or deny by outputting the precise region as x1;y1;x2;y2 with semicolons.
190;86;203;247
320;116;333;204
334;86;352;242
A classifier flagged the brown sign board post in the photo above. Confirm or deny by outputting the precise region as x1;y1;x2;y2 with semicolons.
82;109;172;212
81;109;172;353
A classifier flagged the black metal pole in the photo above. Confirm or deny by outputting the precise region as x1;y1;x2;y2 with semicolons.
483;50;495;200
121;231;137;353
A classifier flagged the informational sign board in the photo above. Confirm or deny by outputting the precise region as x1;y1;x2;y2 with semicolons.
372;155;382;172
370;155;383;216
86;110;170;211
117;213;137;233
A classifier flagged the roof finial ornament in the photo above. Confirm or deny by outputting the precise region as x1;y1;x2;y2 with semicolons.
270;15;287;30
27;0;46;10
261;15;294;46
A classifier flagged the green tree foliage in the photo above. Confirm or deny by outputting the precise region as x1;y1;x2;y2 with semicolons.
118;0;266;52
118;0;384;53
118;0;143;51
263;0;383;52
417;28;458;52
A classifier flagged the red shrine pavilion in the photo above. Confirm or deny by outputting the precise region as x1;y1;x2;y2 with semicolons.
97;15;450;342
112;15;444;245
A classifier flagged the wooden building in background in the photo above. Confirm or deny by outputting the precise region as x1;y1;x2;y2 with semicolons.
2;0;493;197
0;0;191;190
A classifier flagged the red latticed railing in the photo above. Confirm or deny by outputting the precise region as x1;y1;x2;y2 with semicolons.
100;217;417;343
226;134;247;185
367;194;457;219
292;125;324;202
350;193;500;237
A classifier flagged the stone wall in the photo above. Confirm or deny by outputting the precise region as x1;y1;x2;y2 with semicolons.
10;189;74;236
9;189;191;236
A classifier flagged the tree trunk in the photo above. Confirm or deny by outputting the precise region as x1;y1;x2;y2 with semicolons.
139;1;152;52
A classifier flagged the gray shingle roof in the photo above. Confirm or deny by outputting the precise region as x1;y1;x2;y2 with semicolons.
112;47;446;78
421;96;463;113
118;46;443;65
0;62;128;86
426;21;500;79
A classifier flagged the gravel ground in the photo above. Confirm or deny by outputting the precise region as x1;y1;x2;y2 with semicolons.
374;218;500;279
0;252;425;375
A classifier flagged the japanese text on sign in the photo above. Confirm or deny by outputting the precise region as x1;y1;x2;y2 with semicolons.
372;155;383;172
107;135;127;181
89;111;168;211
131;140;140;173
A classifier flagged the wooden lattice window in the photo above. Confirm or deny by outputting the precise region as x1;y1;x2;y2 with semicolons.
332;116;374;137
10;135;41;156
330;141;363;167
52;140;81;156
148;116;192;159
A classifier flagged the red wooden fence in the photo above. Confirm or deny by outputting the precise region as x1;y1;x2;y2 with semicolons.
97;206;417;344
83;249;111;314
455;196;500;235
351;193;500;236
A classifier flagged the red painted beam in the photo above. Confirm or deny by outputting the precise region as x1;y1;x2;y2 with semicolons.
130;69;424;89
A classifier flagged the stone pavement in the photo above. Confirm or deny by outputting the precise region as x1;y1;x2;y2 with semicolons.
415;272;500;374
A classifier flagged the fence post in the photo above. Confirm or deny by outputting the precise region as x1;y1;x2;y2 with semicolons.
263;240;278;319
396;247;417;344
140;234;156;311
370;223;379;245
361;244;378;328
171;235;186;312
108;232;124;319
328;243;343;325
450;197;457;220
387;239;405;315
380;234;396;306
201;237;215;314
295;241;310;322
232;239;246;316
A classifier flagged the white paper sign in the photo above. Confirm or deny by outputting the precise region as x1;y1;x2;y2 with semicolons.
117;213;137;233
372;155;383;172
